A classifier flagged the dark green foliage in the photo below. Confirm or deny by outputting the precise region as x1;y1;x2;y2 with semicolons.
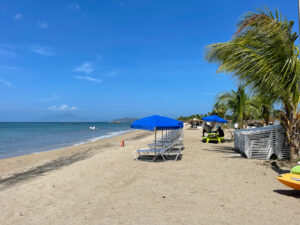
206;8;300;159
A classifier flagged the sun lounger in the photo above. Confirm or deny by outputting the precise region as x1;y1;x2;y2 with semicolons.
131;115;184;161
149;135;183;147
234;125;289;159
133;136;183;161
133;146;181;161
133;147;167;161
157;130;182;141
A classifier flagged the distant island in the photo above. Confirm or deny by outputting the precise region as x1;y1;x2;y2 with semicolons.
110;118;138;124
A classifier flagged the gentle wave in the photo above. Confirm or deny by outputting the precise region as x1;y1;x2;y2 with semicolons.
30;129;133;155
0;122;133;159
72;129;133;146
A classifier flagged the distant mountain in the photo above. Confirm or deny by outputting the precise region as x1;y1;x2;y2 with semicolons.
110;117;138;124
37;113;91;122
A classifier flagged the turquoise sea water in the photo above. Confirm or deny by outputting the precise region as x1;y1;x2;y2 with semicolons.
0;122;132;159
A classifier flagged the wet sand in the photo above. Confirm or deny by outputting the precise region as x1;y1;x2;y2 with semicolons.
0;128;299;225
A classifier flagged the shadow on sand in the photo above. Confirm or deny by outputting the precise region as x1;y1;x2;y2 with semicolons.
0;149;95;191
270;162;290;174
135;154;183;162
128;132;153;141
202;145;240;156
0;133;154;191
273;189;300;198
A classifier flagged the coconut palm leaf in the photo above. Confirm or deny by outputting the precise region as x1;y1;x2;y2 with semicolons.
206;9;299;106
206;8;300;159
214;85;259;128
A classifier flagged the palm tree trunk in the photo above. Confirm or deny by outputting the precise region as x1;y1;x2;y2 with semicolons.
288;124;299;161
281;99;300;161
264;111;270;126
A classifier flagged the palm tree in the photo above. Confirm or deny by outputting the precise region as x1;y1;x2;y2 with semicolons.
252;94;274;126
214;85;258;128
206;9;300;160
211;101;227;118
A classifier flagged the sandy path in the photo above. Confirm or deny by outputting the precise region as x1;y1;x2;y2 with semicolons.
0;128;299;225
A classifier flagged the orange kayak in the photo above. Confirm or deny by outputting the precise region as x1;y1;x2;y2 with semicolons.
277;173;300;191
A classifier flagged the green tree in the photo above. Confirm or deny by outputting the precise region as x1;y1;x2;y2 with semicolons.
211;101;227;118
206;9;300;159
214;85;258;128
252;94;274;126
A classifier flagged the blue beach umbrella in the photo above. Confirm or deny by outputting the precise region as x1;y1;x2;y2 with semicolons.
202;115;228;123
131;115;183;131
131;115;183;155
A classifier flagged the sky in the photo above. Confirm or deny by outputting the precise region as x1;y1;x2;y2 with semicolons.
0;0;299;121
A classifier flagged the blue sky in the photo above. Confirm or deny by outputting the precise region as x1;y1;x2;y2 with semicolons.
0;0;298;121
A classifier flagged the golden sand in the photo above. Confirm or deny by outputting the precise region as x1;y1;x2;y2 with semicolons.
0;128;299;225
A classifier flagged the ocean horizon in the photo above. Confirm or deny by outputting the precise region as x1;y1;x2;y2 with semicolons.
0;122;132;159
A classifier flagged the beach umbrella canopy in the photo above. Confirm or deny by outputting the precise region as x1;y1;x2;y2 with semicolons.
131;115;183;131
202;115;228;123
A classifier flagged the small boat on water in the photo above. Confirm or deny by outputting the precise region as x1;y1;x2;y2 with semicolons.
89;126;98;130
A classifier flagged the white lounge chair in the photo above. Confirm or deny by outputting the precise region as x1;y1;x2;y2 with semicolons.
148;136;183;148
133;136;183;161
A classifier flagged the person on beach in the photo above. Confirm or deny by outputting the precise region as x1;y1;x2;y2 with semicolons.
202;122;212;137
215;125;224;137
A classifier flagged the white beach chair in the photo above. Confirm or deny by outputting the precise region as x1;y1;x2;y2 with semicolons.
234;125;289;160
133;146;182;161
133;147;167;161
148;136;183;148
133;135;183;161
155;130;183;144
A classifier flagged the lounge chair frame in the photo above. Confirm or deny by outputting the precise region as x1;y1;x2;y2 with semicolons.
133;129;183;161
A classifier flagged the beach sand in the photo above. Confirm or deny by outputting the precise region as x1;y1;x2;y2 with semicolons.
0;128;299;225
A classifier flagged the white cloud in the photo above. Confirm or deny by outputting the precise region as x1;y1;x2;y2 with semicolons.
29;45;54;56
37;21;48;29
74;62;94;74
67;3;80;10
48;104;77;111
14;13;23;20
0;78;12;87
75;75;101;83
107;70;120;77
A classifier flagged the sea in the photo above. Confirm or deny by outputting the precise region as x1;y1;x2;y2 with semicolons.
0;122;132;159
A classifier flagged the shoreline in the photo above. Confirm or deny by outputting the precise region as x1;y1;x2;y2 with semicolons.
0;126;134;160
71;129;133;147
0;129;150;182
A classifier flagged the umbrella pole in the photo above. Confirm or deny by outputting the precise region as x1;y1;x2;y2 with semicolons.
154;127;157;156
162;130;164;148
